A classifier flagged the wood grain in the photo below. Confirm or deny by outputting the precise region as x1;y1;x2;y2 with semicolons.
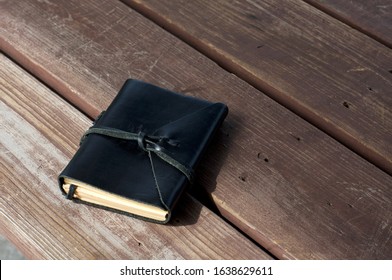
0;54;269;259
123;0;392;175
1;0;392;259
305;0;392;48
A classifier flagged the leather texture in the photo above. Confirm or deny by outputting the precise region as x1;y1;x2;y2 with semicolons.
58;79;228;223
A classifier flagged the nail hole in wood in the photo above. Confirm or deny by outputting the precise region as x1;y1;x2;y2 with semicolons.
239;175;247;182
257;153;270;163
289;133;302;142
246;13;258;20
257;45;264;49
343;101;350;109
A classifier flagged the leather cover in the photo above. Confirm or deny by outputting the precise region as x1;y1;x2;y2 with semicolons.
58;79;228;223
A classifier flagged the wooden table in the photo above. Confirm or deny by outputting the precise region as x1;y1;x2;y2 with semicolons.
1;0;391;259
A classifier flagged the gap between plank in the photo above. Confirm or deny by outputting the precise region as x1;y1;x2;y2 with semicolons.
302;0;392;49
123;0;392;176
1;48;95;121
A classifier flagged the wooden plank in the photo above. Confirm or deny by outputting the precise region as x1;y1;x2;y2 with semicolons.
305;0;392;48
122;0;392;176
1;0;392;259
0;54;269;259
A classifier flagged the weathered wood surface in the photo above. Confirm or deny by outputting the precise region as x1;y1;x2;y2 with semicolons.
305;0;392;48
123;0;392;175
0;54;270;259
1;0;392;259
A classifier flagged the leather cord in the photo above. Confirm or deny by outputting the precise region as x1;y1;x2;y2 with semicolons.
147;150;169;211
80;126;194;183
66;184;77;200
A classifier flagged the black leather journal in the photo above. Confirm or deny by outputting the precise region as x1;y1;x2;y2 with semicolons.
58;79;228;223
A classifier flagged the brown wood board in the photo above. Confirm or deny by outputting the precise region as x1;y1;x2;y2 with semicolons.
0;54;269;259
1;0;392;259
305;0;392;48
123;0;392;175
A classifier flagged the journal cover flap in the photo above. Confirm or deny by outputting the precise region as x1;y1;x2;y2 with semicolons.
151;102;227;165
